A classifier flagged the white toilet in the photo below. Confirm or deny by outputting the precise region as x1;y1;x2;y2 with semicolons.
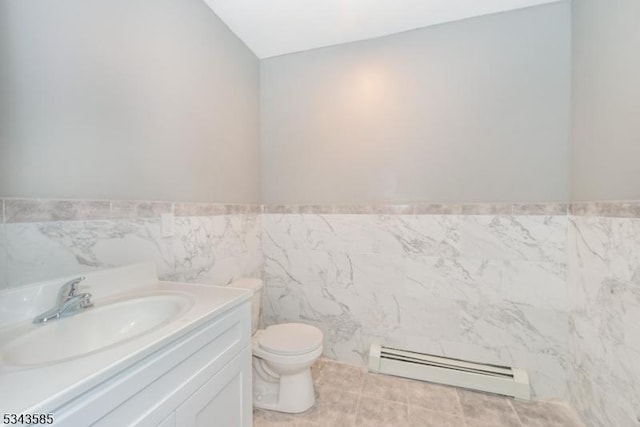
230;278;324;414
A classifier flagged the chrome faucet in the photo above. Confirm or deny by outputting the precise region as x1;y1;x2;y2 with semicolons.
33;277;93;324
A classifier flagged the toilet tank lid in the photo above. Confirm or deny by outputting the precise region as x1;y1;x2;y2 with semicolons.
229;278;263;293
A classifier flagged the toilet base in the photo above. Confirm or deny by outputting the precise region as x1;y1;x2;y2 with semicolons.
253;364;316;413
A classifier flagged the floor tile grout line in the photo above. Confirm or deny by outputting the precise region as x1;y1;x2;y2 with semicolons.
405;381;411;422
352;372;364;427
352;367;367;425
352;392;361;427
404;377;409;407
454;388;465;417
403;377;410;423
456;390;472;427
507;398;525;426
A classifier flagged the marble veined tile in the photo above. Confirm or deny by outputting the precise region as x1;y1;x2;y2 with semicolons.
499;260;567;310
568;313;612;411
167;252;263;286
5;219;174;287
567;217;611;314
178;215;253;259
263;248;407;336
457;215;567;263
262;214;404;255
262;213;571;399
0;224;7;289
568;215;640;426
4;214;261;289
510;348;568;398
404;255;503;304
171;215;261;284
405;255;566;310
263;213;463;258
607;345;640;426
568;368;609;427
374;214;461;259
458;301;567;358
606;217;640;287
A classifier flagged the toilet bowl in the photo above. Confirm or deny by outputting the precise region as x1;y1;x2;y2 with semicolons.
229;279;324;414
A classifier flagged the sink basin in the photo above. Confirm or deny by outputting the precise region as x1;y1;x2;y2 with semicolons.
1;293;194;367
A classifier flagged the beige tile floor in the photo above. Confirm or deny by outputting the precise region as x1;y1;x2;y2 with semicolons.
253;359;584;427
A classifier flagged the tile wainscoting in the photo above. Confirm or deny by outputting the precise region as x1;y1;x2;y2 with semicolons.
0;199;263;289
2;198;639;422
261;211;569;399
568;215;640;427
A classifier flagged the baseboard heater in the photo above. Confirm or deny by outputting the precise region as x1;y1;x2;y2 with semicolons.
368;344;530;400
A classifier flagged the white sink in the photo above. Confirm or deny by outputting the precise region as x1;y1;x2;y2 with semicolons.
2;292;194;367
0;264;251;416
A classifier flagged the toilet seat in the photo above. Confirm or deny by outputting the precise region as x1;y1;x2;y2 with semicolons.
258;323;323;356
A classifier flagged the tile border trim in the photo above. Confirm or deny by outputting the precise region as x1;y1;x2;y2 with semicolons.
568;201;640;218
1;199;263;224
2;198;639;223
264;202;570;216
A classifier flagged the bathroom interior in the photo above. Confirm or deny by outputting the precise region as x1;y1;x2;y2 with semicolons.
0;0;638;426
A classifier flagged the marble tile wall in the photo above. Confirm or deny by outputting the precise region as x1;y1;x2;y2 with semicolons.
568;215;640;426
0;219;6;289
0;199;263;289
261;211;570;399
4;197;639;420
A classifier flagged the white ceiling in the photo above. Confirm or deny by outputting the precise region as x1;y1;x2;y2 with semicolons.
203;0;563;59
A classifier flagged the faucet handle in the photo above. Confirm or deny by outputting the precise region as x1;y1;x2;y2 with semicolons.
78;292;93;308
57;276;86;303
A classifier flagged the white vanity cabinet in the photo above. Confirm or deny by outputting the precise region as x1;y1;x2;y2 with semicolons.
175;349;250;426
50;300;252;427
154;351;250;427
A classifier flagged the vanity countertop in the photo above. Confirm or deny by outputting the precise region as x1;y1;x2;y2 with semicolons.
0;264;250;416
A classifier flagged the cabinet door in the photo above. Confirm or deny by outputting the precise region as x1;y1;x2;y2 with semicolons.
175;347;252;427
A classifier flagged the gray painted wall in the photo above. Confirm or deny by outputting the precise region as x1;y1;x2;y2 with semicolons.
571;0;640;201
260;2;571;205
0;0;260;203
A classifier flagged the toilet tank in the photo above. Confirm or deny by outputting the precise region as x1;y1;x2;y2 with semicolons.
228;278;263;334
